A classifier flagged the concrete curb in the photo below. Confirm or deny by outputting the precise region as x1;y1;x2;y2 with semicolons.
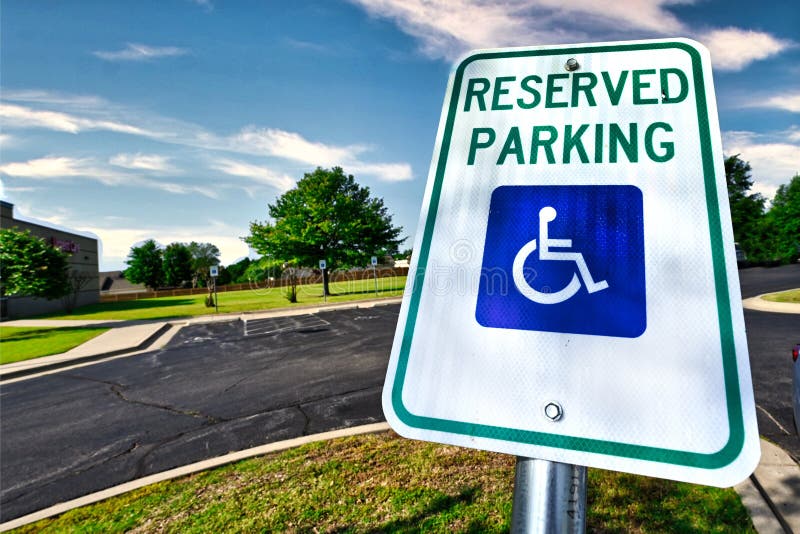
742;292;800;314
0;297;403;382
0;422;391;532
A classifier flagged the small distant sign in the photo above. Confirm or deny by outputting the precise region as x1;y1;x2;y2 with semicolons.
371;256;378;266
319;260;327;270
209;265;219;277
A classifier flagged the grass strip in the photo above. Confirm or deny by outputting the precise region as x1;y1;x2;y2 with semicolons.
16;431;753;533
0;326;109;364
41;276;406;321
762;288;800;303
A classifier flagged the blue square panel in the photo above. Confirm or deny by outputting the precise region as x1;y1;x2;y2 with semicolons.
476;185;646;338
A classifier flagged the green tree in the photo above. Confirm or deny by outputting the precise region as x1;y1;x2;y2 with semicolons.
0;228;69;300
219;258;252;284
125;239;164;290
245;167;404;296
765;174;800;263
187;241;220;306
242;256;283;287
725;155;766;258
163;242;193;287
187;242;220;288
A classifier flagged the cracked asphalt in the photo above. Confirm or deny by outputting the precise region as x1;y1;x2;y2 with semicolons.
0;304;399;522
1;266;796;523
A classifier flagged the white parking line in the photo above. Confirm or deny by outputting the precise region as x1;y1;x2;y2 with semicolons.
243;315;330;337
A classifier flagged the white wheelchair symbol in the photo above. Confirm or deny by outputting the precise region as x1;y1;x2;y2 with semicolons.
512;206;609;305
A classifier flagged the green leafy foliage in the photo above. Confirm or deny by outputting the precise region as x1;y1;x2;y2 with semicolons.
725;156;798;264
162;242;193;287
0;228;70;300
245;167;404;294
219;256;252;285
187;241;220;289
124;239;164;290
764;174;800;263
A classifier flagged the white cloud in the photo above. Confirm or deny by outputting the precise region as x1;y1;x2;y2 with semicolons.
0;133;13;147
0;156;118;180
229;127;413;181
110;153;176;172
350;0;582;60
0;156;217;198
759;92;800;114
231;127;364;166
2;90;414;182
723;130;800;199
0;90;107;108
93;43;189;62
0;103;151;136
699;28;792;71
349;0;790;71
349;162;413;182
210;158;296;191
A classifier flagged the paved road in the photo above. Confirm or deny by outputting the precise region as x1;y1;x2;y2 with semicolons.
738;263;800;299
1;265;797;522
0;305;399;522
738;263;800;462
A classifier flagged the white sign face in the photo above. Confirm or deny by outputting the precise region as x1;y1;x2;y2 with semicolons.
383;39;759;487
209;265;219;277
371;256;378;266
319;260;327;270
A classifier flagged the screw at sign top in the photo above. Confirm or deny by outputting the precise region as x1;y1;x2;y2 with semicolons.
565;58;579;71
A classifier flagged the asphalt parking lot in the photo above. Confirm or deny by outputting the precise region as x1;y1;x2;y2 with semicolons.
0;304;399;522
1;265;797;523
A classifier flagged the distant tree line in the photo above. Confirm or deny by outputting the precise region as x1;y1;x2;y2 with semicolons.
8;160;792;314
725;155;800;265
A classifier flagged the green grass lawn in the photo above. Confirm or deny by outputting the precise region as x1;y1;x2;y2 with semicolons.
16;431;753;533
0;326;109;364
762;288;800;303
42;276;406;321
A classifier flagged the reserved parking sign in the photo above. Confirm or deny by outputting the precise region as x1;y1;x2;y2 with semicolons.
382;39;759;487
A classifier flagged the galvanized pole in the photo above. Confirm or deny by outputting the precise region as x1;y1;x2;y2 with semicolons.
373;264;379;297
214;278;218;313
510;457;587;534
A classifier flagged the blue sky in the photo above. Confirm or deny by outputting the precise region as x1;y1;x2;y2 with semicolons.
1;0;798;271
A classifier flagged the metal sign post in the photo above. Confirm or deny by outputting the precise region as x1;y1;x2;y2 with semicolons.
371;256;378;297
209;265;219;313
319;259;327;302
511;458;586;533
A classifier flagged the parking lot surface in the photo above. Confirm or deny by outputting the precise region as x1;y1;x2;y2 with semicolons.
0;305;399;522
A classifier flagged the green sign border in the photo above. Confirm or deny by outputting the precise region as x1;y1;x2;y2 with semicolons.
391;41;744;469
